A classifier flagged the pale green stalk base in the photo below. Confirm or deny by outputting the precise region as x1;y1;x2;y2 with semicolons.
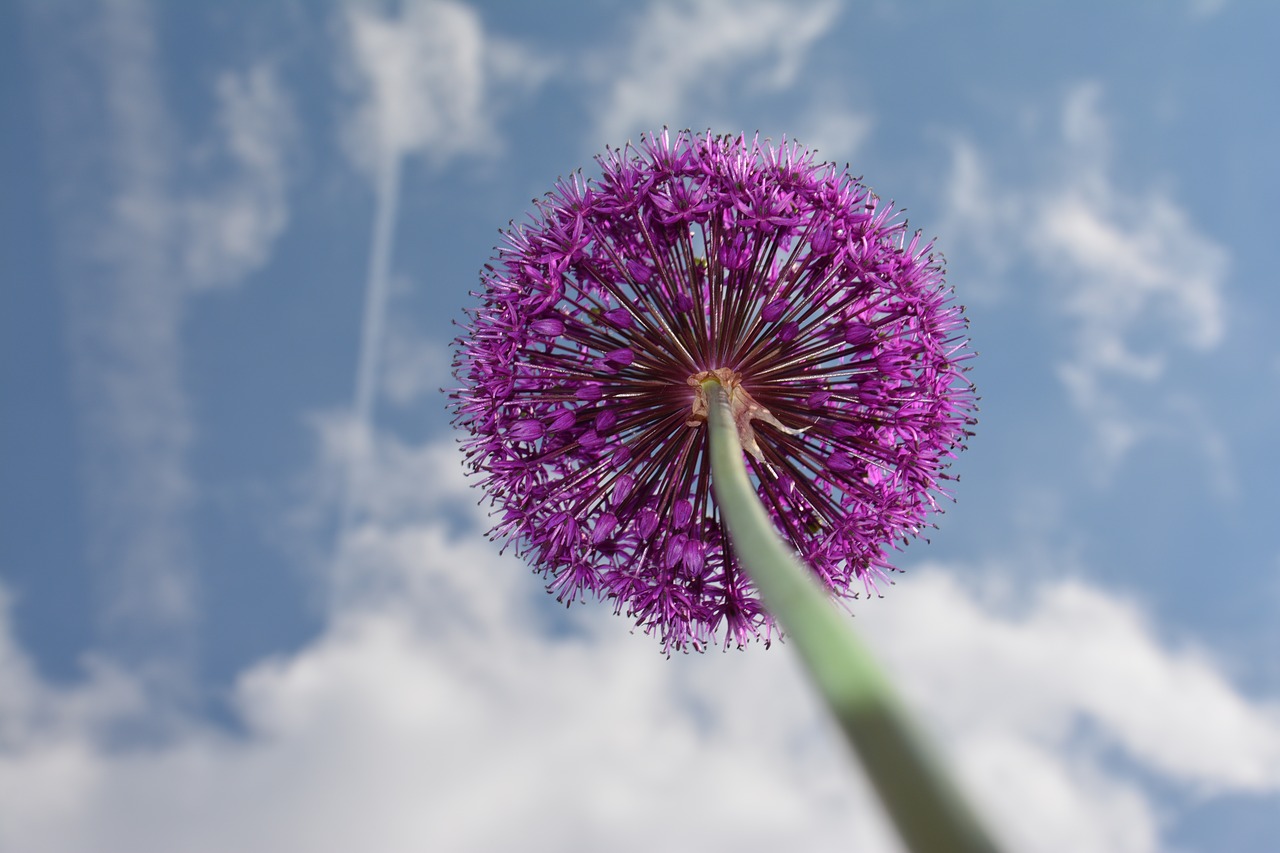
703;380;1001;853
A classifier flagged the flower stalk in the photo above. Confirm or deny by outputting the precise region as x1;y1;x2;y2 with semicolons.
703;378;1000;853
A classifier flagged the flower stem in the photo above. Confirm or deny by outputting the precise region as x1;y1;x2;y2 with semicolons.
702;379;1001;853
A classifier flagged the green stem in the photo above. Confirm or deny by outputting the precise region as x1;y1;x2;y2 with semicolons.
703;380;1001;853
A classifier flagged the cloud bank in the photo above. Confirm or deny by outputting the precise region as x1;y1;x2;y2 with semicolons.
2;433;1276;853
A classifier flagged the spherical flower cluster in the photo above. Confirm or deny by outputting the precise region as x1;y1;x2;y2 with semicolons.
451;130;975;652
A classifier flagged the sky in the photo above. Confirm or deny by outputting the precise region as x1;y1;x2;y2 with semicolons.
2;0;1279;851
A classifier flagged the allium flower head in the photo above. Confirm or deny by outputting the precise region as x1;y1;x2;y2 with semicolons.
451;130;975;652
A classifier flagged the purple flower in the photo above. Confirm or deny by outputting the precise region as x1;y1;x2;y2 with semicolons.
451;130;975;653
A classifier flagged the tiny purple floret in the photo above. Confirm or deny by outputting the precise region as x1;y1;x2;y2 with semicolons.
451;130;976;653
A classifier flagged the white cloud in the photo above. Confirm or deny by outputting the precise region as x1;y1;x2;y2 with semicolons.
25;0;200;669
1038;87;1229;463
794;107;874;166
860;570;1280;793
25;0;300;676
0;456;899;853
380;319;452;409
309;411;473;540
941;83;1231;466
334;1;549;539
2;436;1278;853
181;65;295;291
937;137;1024;301
339;0;548;177
1188;0;1229;19
593;0;841;143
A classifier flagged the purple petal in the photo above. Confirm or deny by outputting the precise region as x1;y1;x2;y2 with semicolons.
604;347;634;366
530;317;565;336
509;420;544;441
637;509;660;540
592;513;619;544
626;259;652;283
604;307;634;328
762;299;788;323
828;453;857;472
611;474;635;505
844;322;875;346
595;409;619;432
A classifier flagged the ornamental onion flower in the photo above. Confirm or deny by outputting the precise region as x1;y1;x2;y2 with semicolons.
450;129;975;653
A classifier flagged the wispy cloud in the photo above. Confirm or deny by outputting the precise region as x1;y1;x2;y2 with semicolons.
793;105;874;165
24;0;295;675
27;0;198;672
592;0;842;144
339;0;548;176
940;83;1231;468
334;0;548;538
1188;0;1229;19
2;436;1276;852
179;65;295;291
1037;87;1226;417
380;313;453;409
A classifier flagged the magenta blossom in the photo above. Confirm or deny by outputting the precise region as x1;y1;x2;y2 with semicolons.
451;130;975;652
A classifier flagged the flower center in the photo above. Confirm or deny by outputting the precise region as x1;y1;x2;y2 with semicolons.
686;368;805;461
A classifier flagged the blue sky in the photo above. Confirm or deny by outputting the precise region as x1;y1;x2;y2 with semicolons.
3;0;1279;850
